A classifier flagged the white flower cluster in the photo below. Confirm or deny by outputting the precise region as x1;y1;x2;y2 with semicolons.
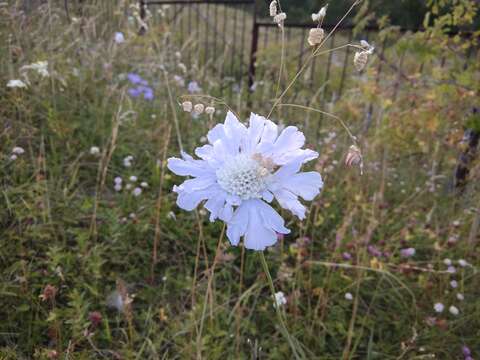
181;101;215;117
10;146;25;161
113;175;148;196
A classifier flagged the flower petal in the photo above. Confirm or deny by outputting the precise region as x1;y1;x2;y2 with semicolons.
242;113;266;154
284;172;323;200
167;156;212;177
226;200;290;250
272;189;307;219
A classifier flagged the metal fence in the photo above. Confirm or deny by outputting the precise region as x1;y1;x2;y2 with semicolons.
140;0;477;109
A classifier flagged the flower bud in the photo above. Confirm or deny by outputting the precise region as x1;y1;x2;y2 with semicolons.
193;103;205;114
345;144;363;173
181;101;193;112
205;106;215;115
307;28;325;46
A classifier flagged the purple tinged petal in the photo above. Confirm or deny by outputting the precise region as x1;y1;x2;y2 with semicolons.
127;73;143;84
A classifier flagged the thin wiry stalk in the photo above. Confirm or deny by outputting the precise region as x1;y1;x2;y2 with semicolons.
278;103;358;143
164;71;184;153
274;26;286;99
259;251;304;360
150;122;172;283
196;224;226;359
267;0;362;119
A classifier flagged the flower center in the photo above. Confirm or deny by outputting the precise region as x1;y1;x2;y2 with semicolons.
216;154;272;200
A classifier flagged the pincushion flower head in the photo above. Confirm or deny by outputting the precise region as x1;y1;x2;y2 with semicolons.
167;112;323;250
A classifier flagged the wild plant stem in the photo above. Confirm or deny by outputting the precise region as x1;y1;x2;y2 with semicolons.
259;251;303;360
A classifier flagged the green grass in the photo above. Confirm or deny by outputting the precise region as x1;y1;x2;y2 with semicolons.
1;1;479;359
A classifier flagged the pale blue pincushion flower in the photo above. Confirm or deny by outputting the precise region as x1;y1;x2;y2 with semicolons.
167;112;323;251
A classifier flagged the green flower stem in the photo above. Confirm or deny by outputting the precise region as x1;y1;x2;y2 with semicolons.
259;251;303;360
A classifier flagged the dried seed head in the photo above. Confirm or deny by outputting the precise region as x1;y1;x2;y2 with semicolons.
312;5;328;22
205;106;215;115
40;284;58;302
269;0;277;17
307;28;325;46
181;101;193;112
273;12;287;27
193;103;205;114
345;145;363;174
353;51;369;71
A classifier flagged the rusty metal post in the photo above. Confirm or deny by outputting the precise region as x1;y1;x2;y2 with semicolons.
247;0;258;91
139;0;147;35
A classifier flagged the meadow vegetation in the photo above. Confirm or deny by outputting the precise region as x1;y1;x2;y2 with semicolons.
1;0;479;359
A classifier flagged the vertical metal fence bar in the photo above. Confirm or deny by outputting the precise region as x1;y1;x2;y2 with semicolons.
213;3;218;69
230;4;238;77
188;3;192;67
205;3;209;68
297;28;306;75
240;3;248;81
221;4;228;95
196;3;200;68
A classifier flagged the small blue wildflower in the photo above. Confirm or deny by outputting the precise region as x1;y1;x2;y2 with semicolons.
127;73;143;85
128;87;142;97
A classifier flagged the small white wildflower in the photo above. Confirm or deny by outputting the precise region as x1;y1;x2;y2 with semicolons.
193;103;205;114
114;177;122;185
434;302;444;313
132;187;142;196
312;5;327;22
307;28;325;46
274;291;287;307
123;156;133;168
12;146;25;155
448;305;459;316
456;293;464;301
125;183;133;190
89;146;100;155
21;61;49;77
273;12;286;27
345;292;353;301
140;181;148;188
458;259;468;267
269;0;277;17
114;184;122;192
450;280;458;288
205;106;215;115
129;213;136;219
162;275;167;281
452;220;460;227
114;32;125;44
167;211;176;221
182;101;193;112
200;136;207;143
7;79;28;88
10;154;18;161
443;258;452;266
447;266;456;274
129;175;138;182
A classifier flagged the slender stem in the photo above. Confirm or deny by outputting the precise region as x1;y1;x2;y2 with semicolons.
267;0;362;118
259;251;303;360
